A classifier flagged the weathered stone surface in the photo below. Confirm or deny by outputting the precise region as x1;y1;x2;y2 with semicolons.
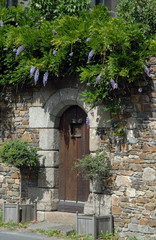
145;204;155;211
0;176;4;182
112;195;119;206
88;106;111;128
89;128;100;151
151;210;156;219
44;88;79;118
84;194;112;215
115;176;131;187
38;151;59;167
29;107;55;128
11;172;20;179
143;167;156;181
126;188;136;198
112;206;122;215
37;211;45;222
39;129;59;150
21;132;32;142
38;168;59;188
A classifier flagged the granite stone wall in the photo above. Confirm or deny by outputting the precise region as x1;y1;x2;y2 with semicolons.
0;164;20;207
111;57;156;238
0;57;156;237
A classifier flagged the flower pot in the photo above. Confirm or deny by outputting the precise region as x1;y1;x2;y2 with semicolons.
76;214;113;238
3;203;36;223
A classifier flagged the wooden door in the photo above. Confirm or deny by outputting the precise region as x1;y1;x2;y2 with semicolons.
59;106;89;205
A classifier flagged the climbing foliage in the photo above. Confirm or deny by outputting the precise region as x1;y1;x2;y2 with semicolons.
0;3;155;108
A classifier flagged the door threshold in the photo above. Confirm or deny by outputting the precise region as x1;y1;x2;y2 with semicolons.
58;200;85;213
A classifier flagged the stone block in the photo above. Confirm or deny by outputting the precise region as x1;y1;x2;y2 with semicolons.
37;211;45;222
11;172;20;179
32;85;56;107
44;90;68;117
27;188;59;204
112;195;119;206
128;223;138;232
130;94;139;103
89;128;100;151
87;106;111;128
115;176;131;187
139;218;149;225
39;129;59;150
143;167;156;181
138;224;155;234
29;107;54;128
38;168;59;188
59;88;79;106
6;179;15;184
21;132;32;142
0;176;4;183
84;194;111;215
38;151;59;167
151;210;156;219
37;199;59;211
145;204;155;211
126;188;136;198
112;206;122;215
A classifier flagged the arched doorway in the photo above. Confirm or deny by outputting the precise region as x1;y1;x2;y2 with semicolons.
59;105;90;213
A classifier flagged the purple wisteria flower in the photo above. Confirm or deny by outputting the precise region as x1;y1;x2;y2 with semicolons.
110;79;118;89
0;21;4;27
87;50;95;63
15;45;25;58
34;69;39;85
15;22;18;26
86;37;91;42
86;117;90;127
43;71;48;86
52;29;57;35
86;82;91;86
138;88;142;93
96;74;102;83
53;50;57;56
30;66;36;77
144;66;150;76
69;52;73;57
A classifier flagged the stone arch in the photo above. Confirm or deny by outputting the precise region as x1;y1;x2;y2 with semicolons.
44;88;90;128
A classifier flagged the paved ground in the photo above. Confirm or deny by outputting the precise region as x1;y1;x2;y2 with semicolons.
0;221;75;240
28;221;75;235
0;229;59;240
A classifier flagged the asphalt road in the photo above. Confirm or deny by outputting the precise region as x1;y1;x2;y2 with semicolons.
0;229;59;240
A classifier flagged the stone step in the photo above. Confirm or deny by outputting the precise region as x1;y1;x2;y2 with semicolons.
44;211;76;226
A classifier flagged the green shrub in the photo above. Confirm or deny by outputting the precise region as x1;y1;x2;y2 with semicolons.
0;139;40;168
74;149;110;181
117;0;156;35
30;0;91;19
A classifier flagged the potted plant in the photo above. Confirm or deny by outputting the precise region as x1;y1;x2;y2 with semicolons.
74;149;113;237
0;139;40;223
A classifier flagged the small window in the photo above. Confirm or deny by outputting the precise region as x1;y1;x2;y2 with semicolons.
21;168;38;188
91;0;117;14
6;0;17;7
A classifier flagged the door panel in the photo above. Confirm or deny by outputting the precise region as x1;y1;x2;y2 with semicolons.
59;106;89;204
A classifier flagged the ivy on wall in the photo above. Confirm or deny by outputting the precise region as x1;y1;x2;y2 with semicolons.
0;3;155;108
